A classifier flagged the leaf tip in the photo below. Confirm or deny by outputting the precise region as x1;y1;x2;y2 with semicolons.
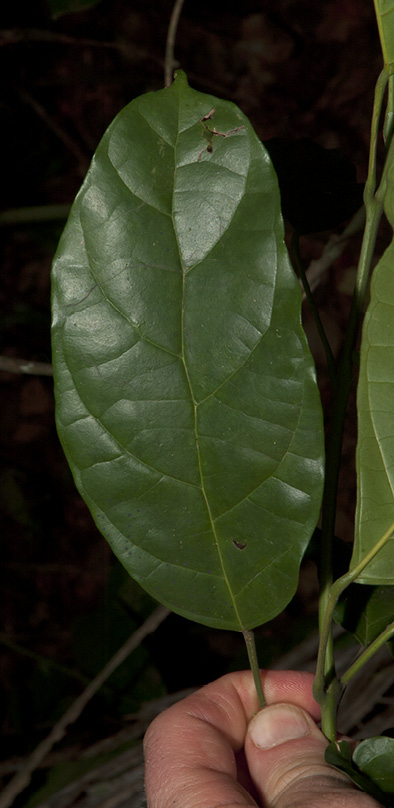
172;69;189;88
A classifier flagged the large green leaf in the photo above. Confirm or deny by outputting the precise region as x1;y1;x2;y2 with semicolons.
352;144;394;583
51;72;324;631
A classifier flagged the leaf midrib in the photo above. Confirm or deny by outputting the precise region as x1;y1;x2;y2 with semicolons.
170;100;245;630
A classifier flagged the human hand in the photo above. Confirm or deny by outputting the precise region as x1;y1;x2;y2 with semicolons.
144;669;381;807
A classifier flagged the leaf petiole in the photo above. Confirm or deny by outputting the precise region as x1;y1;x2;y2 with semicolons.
243;630;266;710
314;519;394;728
340;619;394;687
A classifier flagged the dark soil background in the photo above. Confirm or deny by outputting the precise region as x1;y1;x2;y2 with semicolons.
0;0;389;799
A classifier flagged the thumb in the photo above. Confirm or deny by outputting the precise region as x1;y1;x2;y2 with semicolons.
244;703;375;808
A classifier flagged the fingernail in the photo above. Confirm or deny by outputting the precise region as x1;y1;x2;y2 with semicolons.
249;704;311;750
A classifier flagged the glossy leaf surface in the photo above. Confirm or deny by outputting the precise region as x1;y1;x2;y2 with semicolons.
51;72;324;631
325;740;394;807
354;737;394;795
352;144;394;583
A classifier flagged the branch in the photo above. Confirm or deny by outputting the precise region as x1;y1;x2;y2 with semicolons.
0;356;53;376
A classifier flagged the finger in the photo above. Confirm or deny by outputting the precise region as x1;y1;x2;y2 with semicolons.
144;669;320;808
245;702;381;808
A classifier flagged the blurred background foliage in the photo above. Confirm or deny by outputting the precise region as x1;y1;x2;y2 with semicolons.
0;0;387;795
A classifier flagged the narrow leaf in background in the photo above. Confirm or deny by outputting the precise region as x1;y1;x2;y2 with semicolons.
51;72;324;632
352;144;394;583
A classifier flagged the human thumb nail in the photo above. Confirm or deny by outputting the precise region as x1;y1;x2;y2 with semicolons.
249;703;316;749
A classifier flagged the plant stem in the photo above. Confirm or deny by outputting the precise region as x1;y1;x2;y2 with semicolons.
316;296;358;740
164;0;185;88
341;620;394;687
314;519;394;722
316;67;390;742
243;629;266;709
291;231;337;385
355;68;388;311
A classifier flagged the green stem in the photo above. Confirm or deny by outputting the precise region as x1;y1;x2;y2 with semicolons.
355;69;389;309
317;296;357;740
316;67;390;742
365;70;388;196
341;620;394;687
291;231;337;385
243;629;266;709
164;0;185;88
314;519;394;714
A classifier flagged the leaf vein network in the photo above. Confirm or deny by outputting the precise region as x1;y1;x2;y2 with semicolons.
66;368;201;489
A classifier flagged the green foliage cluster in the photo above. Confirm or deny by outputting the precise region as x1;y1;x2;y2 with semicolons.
50;0;394;799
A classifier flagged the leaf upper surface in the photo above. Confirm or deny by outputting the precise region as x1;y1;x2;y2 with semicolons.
354;737;394;794
52;72;324;631
325;740;394;806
